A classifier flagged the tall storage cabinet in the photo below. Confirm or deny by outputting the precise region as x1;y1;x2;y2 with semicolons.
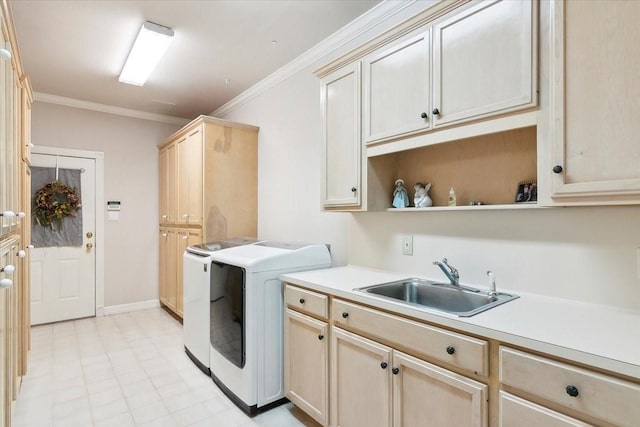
158;115;258;318
1;1;33;425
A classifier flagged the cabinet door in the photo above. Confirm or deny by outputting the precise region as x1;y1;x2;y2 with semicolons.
547;0;640;203
499;392;591;427
392;350;487;427
186;128;203;226
159;148;169;224
363;31;431;143
0;241;15;427
159;228;169;305
331;327;392;427
176;229;202;318
432;0;536;127
165;229;177;311
177;136;189;224
166;143;177;223
285;309;329;426
321;63;361;208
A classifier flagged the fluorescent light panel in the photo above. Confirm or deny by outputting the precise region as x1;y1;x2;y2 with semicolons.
119;21;174;86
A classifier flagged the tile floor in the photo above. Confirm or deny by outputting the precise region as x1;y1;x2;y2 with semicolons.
13;308;320;427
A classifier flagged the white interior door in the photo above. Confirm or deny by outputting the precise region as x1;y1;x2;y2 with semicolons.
30;153;96;325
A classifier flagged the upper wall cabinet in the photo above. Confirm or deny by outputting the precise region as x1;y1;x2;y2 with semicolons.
543;0;640;205
363;31;431;144
432;0;537;128
321;63;361;209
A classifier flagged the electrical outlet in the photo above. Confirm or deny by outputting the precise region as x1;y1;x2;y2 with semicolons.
402;235;413;256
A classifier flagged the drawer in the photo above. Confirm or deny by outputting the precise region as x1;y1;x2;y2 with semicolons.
499;391;591;427
500;347;640;427
333;298;488;376
284;284;328;319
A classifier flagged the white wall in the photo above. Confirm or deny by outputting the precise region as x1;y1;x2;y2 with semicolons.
349;208;640;310
31;102;180;307
218;2;640;311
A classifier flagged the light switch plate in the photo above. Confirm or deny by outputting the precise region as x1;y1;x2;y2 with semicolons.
402;235;413;256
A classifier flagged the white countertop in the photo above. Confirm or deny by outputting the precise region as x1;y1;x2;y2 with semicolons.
281;265;640;379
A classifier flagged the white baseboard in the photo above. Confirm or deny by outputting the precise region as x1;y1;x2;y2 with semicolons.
103;299;160;316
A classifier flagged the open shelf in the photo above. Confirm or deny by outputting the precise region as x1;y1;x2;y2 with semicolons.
385;202;541;212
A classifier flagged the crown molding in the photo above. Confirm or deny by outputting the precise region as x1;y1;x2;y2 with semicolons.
33;92;190;126
212;0;417;118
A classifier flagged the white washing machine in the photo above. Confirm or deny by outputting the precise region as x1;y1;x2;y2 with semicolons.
207;241;331;415
183;237;258;374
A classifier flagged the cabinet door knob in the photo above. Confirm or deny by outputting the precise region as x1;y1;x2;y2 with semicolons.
351;187;357;193
380;362;388;369
299;298;305;304
342;312;349;318
182;235;189;240
552;165;563;174
446;346;455;355
318;334;324;341
392;367;399;375
1;265;15;274
0;278;12;288
420;112;428;119
565;385;579;397
16;250;26;258
182;214;189;218
432;108;440;115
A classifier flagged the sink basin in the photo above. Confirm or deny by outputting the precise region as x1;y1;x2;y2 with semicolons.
355;278;518;317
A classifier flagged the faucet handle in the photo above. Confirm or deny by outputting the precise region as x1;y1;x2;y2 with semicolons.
442;258;459;277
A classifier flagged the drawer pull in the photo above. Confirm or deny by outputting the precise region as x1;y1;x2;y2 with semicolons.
565;385;579;397
342;312;349;318
299;298;305;304
380;362;388;369
392;367;399;375
446;346;456;355
318;334;324;341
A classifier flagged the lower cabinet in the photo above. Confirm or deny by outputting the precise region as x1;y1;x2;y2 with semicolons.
499;346;640;427
284;308;329;426
159;227;202;318
331;327;487;427
499;392;590;427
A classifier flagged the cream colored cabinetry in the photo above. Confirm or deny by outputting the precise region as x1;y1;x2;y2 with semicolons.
332;327;392;427
158;143;177;225
499;392;590;427
177;127;203;226
500;346;640;426
159;228;177;312
176;228;201;317
284;285;329;426
158;116;258;318
1;3;32;425
363;32;431;144
543;0;640;205
317;0;538;211
320;63;361;209
432;0;536;128
332;299;488;427
158;227;202;318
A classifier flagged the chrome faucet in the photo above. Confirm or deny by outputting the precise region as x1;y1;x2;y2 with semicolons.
433;258;459;286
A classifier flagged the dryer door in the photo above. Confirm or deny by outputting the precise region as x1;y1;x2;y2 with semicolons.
210;262;246;368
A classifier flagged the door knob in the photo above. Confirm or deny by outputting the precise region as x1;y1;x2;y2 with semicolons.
86;243;93;250
86;232;93;238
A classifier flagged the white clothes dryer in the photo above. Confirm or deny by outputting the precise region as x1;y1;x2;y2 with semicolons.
207;241;331;415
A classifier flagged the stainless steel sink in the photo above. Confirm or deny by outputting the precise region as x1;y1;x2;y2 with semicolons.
355;278;518;317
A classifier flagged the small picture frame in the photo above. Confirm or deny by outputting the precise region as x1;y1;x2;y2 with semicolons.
515;182;537;203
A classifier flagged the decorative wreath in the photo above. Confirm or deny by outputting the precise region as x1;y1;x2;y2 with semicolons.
33;181;82;228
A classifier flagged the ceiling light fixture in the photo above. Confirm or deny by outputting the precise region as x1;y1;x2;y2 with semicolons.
119;21;174;86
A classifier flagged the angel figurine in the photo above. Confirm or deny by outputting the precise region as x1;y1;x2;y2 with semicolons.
392;179;410;208
413;182;433;207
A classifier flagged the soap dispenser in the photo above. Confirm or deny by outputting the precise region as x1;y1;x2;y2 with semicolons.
448;187;457;206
